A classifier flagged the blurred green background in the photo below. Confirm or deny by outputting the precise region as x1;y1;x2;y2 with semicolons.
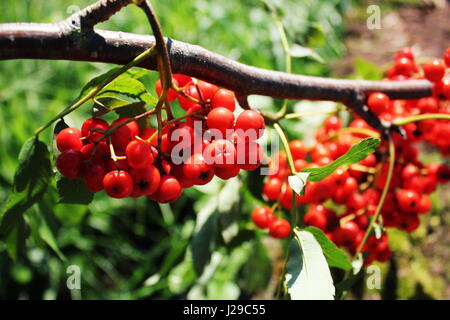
0;0;449;299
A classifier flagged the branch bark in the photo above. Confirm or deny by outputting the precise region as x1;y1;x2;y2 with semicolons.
0;0;433;135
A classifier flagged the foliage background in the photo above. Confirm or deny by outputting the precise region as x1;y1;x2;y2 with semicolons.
0;0;449;299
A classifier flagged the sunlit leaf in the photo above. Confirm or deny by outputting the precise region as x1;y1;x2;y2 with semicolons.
302;138;380;182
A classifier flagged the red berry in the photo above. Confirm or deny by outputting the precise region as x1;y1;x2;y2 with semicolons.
183;153;214;185
304;206;327;231
111;118;139;149
186;104;207;128
82;163;106;192
203;139;236;168
269;218;291;239
152;175;182;203
398;213;420;232
289;139;308;160
56;128;83;152
335;221;360;247
395;48;414;61
155;77;179;102
346;193;367;211
394;57;415;76
196;80;218;101
280;185;294;210
235;110;265;140
129;165;160;197
401;164;419;181
263;177;283;201
214;166;240;180
376;248;392;262
81;118;109;143
417;97;439;113
125;139;154;169
418;195;431;214
396;189;420;213
323;116;342;132
56;150;83;178
173;74;192;87
103;170;133;198
178;82;201;110
211;88;236;111
444;47;450;68
206;107;235;137
236;141;263;171
423;59;445;83
251;206;275;229
367;92;389;114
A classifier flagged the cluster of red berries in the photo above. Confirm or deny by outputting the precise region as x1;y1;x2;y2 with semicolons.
254;47;450;264
55;74;266;203
251;206;291;239
383;47;450;155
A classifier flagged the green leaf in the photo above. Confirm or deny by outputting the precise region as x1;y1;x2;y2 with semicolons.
191;200;218;276
218;178;241;244
302;226;352;270
289;44;324;63
354;57;383;80
78;67;121;98
302;138;380;182
168;251;196;294
285;228;335;300
113;102;151;129
125;68;150;79
5;217;27;260
56;174;94;205
96;77;155;106
36;193;66;260
0;137;51;236
241;238;272;294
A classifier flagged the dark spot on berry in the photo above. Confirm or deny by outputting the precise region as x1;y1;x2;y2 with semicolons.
199;171;211;181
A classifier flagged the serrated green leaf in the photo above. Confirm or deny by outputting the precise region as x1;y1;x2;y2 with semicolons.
285;228;335;300
0;137;51;236
79;67;122;98
125;68;150;79
56;175;93;205
302;226;352;270
302;138;380;182
96;77;154;105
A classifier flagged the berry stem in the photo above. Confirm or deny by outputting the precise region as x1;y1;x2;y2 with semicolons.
273;123;296;174
356;139;395;254
284;109;339;120
266;2;291;119
323;127;381;141
34;45;156;136
138;1;174;148
95;108;157;144
393;113;450;126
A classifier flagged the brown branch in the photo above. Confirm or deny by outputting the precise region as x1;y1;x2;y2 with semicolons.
0;0;434;134
65;0;133;31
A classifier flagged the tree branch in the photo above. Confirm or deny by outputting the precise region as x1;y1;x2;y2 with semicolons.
0;0;433;135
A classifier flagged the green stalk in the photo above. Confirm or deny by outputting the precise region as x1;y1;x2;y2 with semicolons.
393;113;450;126
34;46;156;136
